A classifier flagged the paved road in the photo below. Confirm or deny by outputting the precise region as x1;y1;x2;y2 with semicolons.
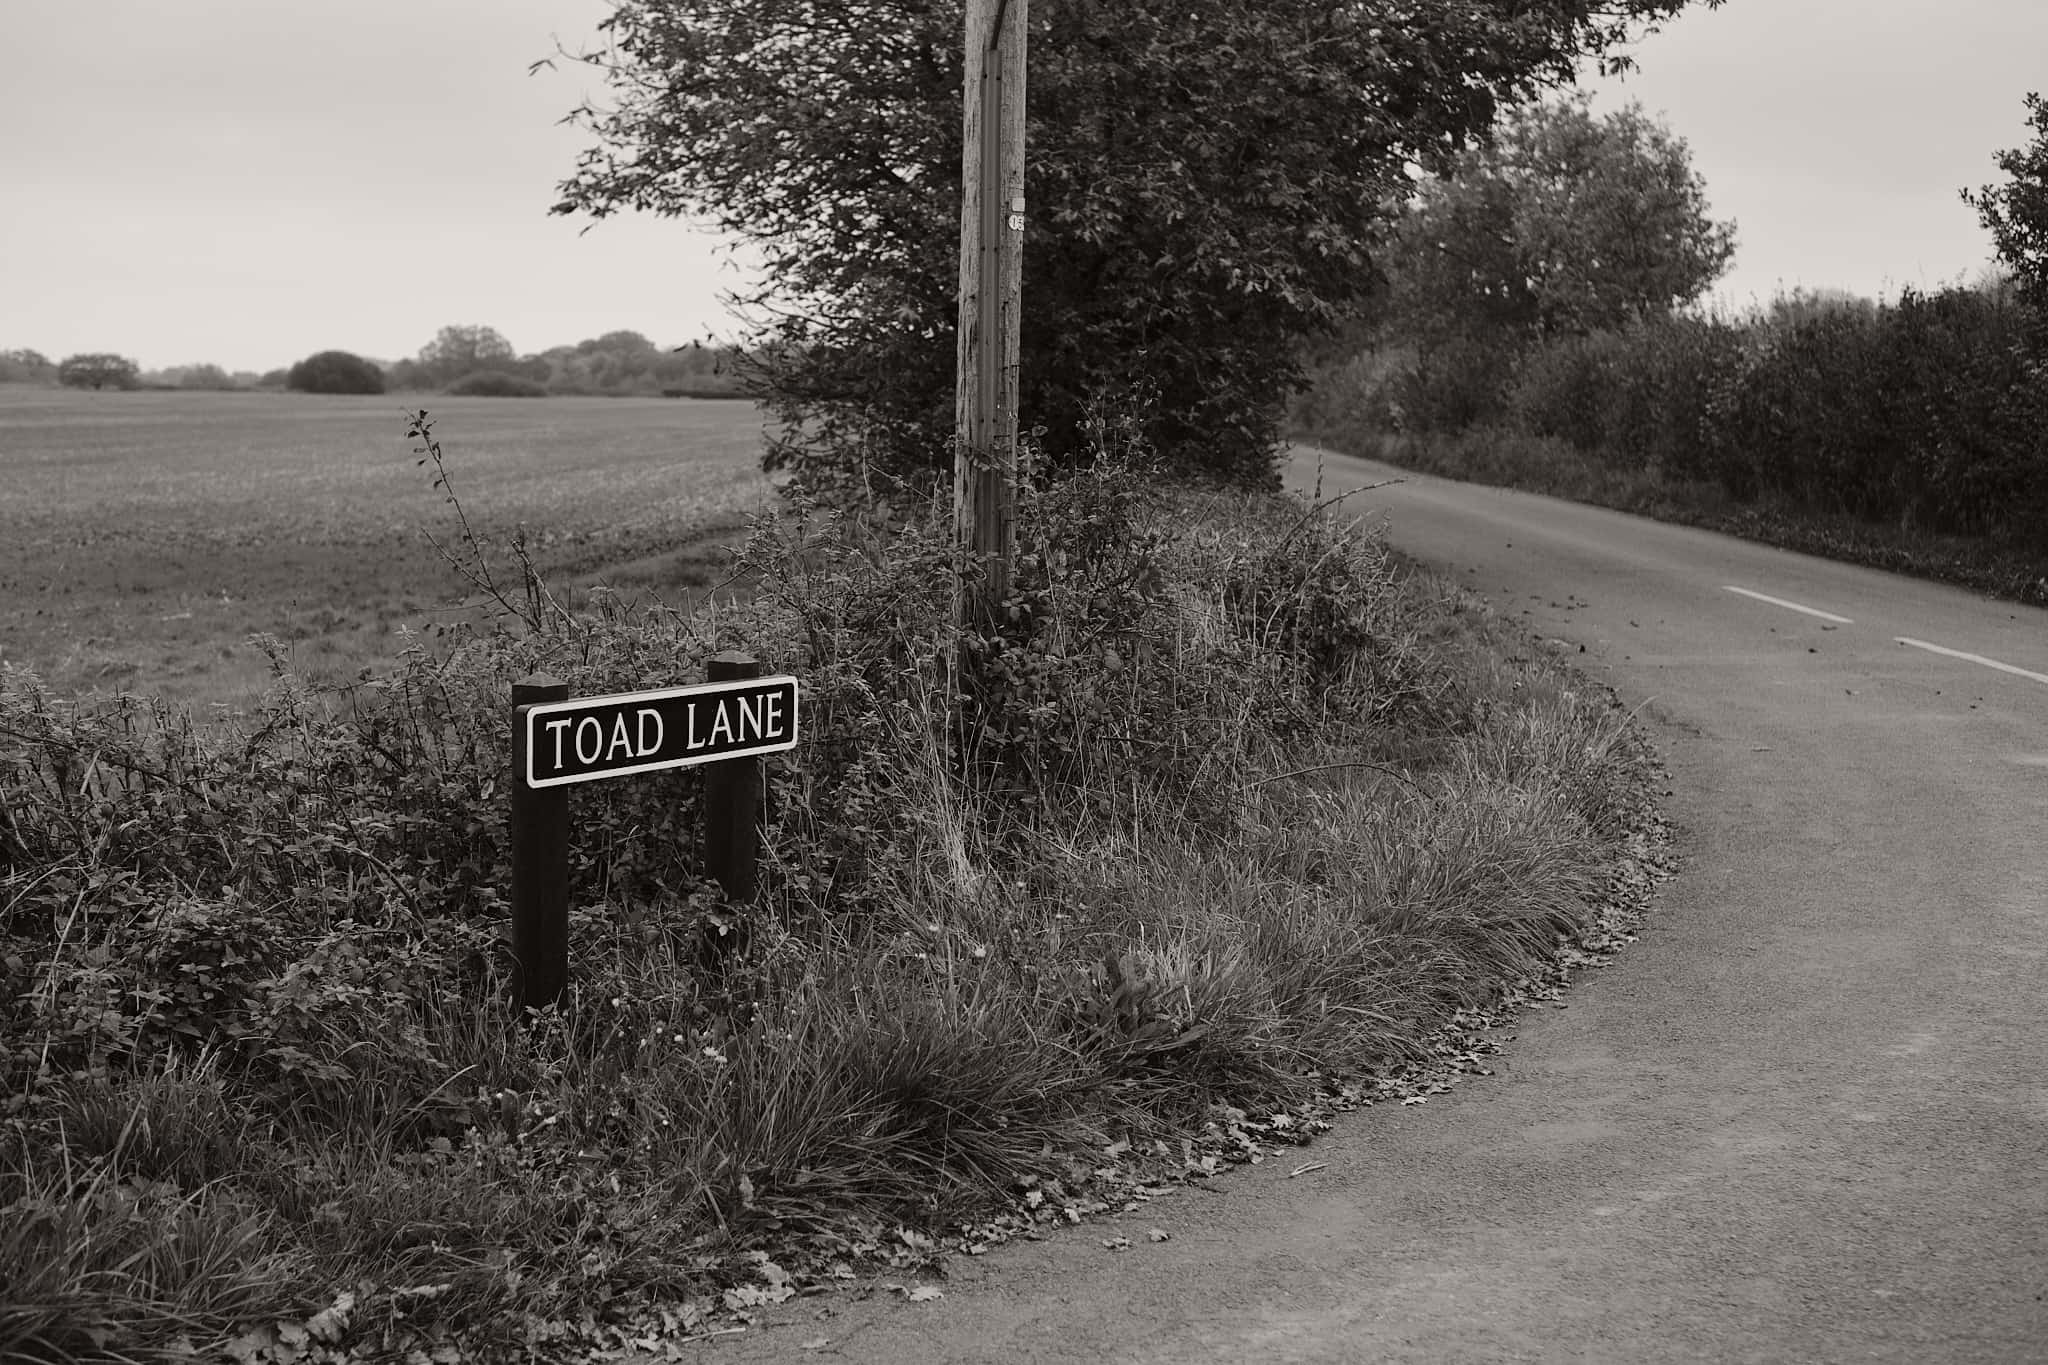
699;445;2048;1363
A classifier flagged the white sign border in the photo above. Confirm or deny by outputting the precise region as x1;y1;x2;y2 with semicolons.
522;675;801;789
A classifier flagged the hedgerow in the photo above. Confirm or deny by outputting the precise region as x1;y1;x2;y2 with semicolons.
1308;285;2048;561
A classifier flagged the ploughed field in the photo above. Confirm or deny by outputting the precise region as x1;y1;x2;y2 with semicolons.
0;388;775;706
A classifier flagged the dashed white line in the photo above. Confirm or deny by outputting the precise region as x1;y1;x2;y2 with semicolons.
1721;586;1853;624
1894;637;2048;688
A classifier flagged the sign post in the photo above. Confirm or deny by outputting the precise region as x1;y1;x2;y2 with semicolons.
511;673;570;1011
508;657;799;1010
699;650;767;907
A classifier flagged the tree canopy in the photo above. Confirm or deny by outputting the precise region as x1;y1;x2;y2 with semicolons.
1380;92;1736;344
1964;92;2048;309
550;0;1721;493
416;325;519;387
0;349;55;383
56;353;140;390
286;350;385;395
177;363;235;390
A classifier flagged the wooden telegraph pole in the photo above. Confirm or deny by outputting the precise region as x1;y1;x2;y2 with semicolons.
955;0;1028;633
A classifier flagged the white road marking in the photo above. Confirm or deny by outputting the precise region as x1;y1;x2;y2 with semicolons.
1894;637;2048;688
1722;586;1853;624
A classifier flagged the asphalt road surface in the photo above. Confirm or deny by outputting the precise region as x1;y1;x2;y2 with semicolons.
693;444;2048;1363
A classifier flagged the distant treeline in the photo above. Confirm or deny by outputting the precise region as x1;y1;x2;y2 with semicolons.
373;326;748;398
1300;280;2048;555
0;327;751;399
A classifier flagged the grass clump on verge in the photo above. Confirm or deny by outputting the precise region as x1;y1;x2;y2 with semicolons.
0;404;1667;1360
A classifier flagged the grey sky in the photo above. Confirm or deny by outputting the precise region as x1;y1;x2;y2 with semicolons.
1586;0;2045;311
3;1;2041;374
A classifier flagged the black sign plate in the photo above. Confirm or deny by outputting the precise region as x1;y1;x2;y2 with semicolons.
522;676;799;788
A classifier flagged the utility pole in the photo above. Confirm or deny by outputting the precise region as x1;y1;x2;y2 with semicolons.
954;0;1028;635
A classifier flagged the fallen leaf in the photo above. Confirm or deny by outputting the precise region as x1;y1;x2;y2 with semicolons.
304;1289;355;1343
799;1337;830;1351
1147;1228;1170;1243
1103;1236;1130;1252
906;1286;943;1303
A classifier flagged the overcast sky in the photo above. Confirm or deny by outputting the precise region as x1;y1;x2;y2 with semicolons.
3;1;2042;374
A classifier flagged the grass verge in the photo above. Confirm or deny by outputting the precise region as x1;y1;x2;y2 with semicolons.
1296;422;2048;610
1;426;1670;1362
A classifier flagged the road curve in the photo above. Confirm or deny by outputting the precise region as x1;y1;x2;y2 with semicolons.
694;444;2048;1363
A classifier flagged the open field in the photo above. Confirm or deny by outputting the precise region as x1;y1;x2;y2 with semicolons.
0;387;776;706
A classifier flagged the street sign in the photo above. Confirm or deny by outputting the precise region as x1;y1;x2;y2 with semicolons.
521;675;799;789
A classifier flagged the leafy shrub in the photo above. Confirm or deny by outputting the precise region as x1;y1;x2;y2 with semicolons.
1509;330;1627;457
286;350;385;395
1631;315;1746;486
1508;316;1744;482
1869;286;2047;541
1394;336;1518;433
445;370;548;398
1288;344;1414;434
1696;287;2047;535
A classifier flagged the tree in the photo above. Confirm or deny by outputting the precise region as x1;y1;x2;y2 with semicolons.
179;363;234;390
582;330;657;356
1963;92;2048;309
529;330;684;393
57;353;140;390
1382;93;1736;344
385;358;432;391
416;325;517;386
0;349;54;383
286;350;385;394
550;0;1720;495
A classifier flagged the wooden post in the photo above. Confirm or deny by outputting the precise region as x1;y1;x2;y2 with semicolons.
700;650;766;909
511;673;570;1011
955;0;1028;632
